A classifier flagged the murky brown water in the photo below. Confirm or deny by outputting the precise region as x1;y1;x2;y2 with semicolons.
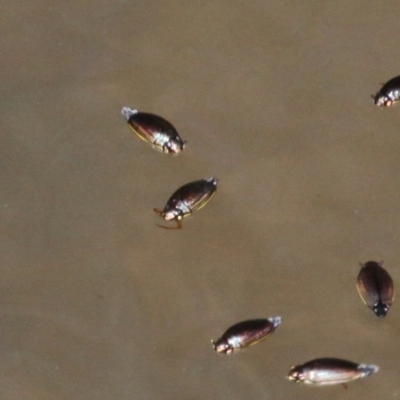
1;1;400;399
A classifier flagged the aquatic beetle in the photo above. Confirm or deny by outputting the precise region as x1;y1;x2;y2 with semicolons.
121;107;186;154
212;317;282;354
154;178;218;229
372;75;400;107
287;358;379;386
357;261;394;318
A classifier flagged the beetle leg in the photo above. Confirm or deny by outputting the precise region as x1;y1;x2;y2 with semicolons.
342;384;348;390
156;223;182;230
153;208;164;216
155;217;183;230
162;143;170;153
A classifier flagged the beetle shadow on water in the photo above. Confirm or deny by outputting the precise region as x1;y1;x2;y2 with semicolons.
2;0;400;399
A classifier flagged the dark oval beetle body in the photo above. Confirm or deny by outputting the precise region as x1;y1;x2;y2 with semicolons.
154;178;217;229
212;317;282;354
357;261;394;318
121;107;186;154
287;358;379;386
373;76;400;107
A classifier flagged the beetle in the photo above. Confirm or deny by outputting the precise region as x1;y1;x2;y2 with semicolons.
121;107;186;154
212;317;282;354
357;261;394;318
154;178;217;229
372;76;400;107
287;358;379;386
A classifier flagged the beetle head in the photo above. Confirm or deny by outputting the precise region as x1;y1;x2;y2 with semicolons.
373;94;392;107
287;366;304;382
373;303;389;318
212;339;234;354
162;208;183;221
164;138;187;154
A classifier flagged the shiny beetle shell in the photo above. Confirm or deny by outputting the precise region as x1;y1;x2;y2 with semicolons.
154;178;218;229
287;358;379;386
372;76;400;107
212;317;282;354
357;261;394;318
121;107;186;154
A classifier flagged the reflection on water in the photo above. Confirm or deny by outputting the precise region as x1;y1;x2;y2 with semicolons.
1;0;400;399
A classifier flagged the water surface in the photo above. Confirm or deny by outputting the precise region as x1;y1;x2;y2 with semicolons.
1;1;400;399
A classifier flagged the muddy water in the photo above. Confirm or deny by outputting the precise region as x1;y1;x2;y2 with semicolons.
1;1;400;399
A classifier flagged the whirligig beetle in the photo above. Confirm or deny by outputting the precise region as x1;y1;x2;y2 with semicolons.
357;261;394;318
287;358;379;386
121;107;186;154
154;178;218;229
372;75;400;107
212;317;282;354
